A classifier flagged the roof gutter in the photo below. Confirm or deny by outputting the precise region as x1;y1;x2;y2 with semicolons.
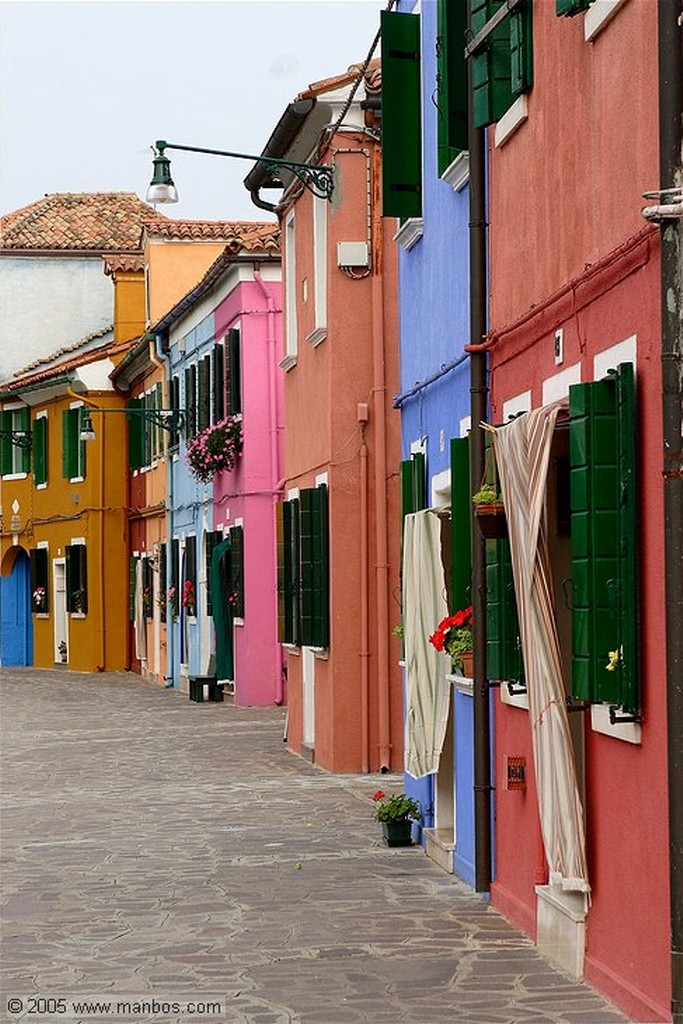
243;99;316;213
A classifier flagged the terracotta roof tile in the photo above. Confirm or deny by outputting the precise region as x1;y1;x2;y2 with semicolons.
142;218;279;248
4;337;137;393
1;193;162;252
103;253;145;275
298;58;381;100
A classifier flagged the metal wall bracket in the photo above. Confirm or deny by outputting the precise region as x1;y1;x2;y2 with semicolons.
608;705;642;725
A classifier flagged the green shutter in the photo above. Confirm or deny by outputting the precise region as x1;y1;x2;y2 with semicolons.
450;437;472;611
0;411;12;475
19;407;31;474
184;366;197;438
381;10;422;219
78;546;88;614
128;398;143;470
311;485;329;648
616;364;638;714
62;409;72;479
401;459;415;519
205;530;222;616
228;525;244;618
66;544;86;613
213;343;225;423
227;329;241;415
471;0;531;128
437;0;468;175
486;538;524;683
299;489;315;646
77;409;87;479
556;0;593;16
276;502;288;642
33;416;47;485
198;355;211;433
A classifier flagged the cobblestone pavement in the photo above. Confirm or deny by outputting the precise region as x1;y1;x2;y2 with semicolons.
1;668;631;1024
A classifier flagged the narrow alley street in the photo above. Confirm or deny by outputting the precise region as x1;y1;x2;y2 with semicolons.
1;668;630;1024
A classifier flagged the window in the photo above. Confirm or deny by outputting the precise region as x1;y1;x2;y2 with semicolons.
437;0;468;175
171;538;180;617
33;414;48;486
228;525;245;619
142;556;154;620
159;544;167;624
1;407;31;476
169;376;181;450
65;543;87;614
470;0;533;130
450;437;472;614
226;329;241;416
184;536;197;616
276;486;328;648
212;344;225;423
30;547;49;614
282;212;298;369
62;407;86;481
205;529;223;616
569;362;638;714
381;10;422;218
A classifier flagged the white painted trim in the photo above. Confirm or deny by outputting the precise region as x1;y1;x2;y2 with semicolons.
393;218;424;252
500;684;530;711
279;353;298;372
590;703;641;744
37;540;49;549
36;483;47;491
284;209;298;363
593;335;637;380
305;327;327;348
312;195;327;338
541;363;582;405
35;410;48;420
503;390;532;421
315;472;329;487
584;0;628;41
287;487;300;501
441;153;470;193
410;437;427;456
446;672;474;697
70;537;86;546
494;95;528;148
2;472;27;481
459;415;471;438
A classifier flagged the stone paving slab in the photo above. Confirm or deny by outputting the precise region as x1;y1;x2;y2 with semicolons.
0;668;632;1024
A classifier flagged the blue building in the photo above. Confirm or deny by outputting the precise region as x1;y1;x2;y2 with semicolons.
383;0;480;886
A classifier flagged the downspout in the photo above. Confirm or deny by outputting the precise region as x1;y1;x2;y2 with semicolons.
658;4;683;1021
153;332;173;684
371;143;392;772
359;413;370;773
253;266;285;705
467;35;492;890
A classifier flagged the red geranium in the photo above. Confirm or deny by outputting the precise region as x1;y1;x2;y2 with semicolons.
428;606;473;669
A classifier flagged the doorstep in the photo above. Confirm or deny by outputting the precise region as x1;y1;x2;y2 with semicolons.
423;827;455;874
535;884;588;979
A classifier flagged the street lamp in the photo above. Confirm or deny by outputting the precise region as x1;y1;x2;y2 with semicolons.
79;406;185;442
146;140;335;205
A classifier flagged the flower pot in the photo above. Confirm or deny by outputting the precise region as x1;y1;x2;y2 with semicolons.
475;502;508;540
454;650;474;678
381;821;413;847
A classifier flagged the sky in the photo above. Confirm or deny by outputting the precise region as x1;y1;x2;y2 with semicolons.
0;0;386;224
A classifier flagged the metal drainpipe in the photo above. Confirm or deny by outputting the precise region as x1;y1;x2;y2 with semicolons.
658;3;683;1020
468;51;492;890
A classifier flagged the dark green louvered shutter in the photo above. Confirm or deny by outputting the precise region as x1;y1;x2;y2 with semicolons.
213;343;225;423
471;0;531;128
198;355;211;433
62;409;73;479
227;329;241;415
159;544;167;623
185;536;197;615
77;409;87;480
486;538;524;683
169;377;180;449
66;544;87;614
569;363;638;712
184;366;197;438
205;530;222;616
299;490;315;646
381;10;422;218
228;525;245;618
276;502;291;643
450;438;472;611
312;485;329;648
129;556;136;621
33;416;47;485
557;0;593;15
30;548;49;613
128;397;143;470
401;451;427;517
19;407;30;474
1;411;12;475
437;0;468;175
171;538;180;610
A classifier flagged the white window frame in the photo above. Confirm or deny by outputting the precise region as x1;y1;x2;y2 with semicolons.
281;210;298;370
306;197;327;347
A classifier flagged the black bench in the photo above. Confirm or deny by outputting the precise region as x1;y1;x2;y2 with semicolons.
188;675;224;703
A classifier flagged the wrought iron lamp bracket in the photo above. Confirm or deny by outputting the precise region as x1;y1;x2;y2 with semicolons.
0;429;32;449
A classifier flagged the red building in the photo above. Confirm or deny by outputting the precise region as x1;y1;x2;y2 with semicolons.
481;2;673;1020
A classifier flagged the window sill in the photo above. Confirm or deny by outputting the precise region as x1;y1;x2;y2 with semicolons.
494;95;528;148
393;218;424;252
36;482;48;491
2;472;28;481
279;354;298;372
500;682;529;711
305;327;327;348
283;644;300;655
584;0;627;41
69;476;85;484
590;703;641;744
35;613;50;620
312;647;329;660
446;672;473;697
234;617;245;627
441;153;469;193
70;612;86;620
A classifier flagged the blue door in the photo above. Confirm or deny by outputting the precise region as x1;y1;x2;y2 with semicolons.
0;548;33;666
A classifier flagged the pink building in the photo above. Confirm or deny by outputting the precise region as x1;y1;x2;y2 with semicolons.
247;62;403;773
480;2;672;1020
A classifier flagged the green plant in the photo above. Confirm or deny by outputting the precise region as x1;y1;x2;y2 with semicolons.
472;483;503;505
392;623;404;639
372;790;421;824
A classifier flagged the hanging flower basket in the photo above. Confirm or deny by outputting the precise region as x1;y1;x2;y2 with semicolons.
474;500;508;539
186;415;243;483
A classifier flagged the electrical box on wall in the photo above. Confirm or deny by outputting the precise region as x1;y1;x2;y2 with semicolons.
337;241;370;268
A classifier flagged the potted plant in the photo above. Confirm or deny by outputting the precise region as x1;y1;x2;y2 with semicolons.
32;585;47;613
372;790;421;847
167;584;179;620
472;483;507;539
429;606;474;677
186;415;243;483
181;579;195;616
57;640;67;664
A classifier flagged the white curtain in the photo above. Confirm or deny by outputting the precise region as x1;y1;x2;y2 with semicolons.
492;402;590;892
403;510;451;779
134;558;147;662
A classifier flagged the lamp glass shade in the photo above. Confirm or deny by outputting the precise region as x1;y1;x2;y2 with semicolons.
79;411;96;442
146;152;179;204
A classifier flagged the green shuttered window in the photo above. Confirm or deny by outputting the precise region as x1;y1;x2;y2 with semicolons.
486;538;524;685
437;0;468;175
65;544;87;614
228;525;245;619
185;536;197;616
569;363;638;713
381;10;422;219
198;355;211;433
62;408;86;481
450;438;472;612
213;344;225;424
184;365;197;439
401;451;426;517
30;548;49;613
276;487;328;648
471;0;533;129
33;416;47;485
1;407;31;476
227;329;242;416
